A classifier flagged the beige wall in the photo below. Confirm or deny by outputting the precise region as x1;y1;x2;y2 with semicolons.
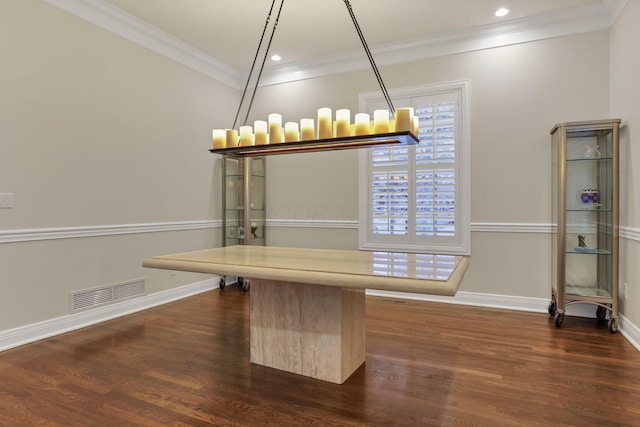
0;230;216;330
259;31;609;225
610;0;640;326
260;31;610;302
0;0;233;330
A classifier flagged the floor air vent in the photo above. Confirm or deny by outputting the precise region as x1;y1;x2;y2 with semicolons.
71;278;146;313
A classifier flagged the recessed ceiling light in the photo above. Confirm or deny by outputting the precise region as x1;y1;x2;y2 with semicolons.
271;54;282;62
495;7;510;17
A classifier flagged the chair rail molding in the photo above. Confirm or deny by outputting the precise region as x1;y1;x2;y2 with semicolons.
620;226;640;242
0;220;219;243
4;220;629;243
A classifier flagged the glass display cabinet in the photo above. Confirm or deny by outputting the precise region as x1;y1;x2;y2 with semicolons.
549;119;620;333
221;157;266;289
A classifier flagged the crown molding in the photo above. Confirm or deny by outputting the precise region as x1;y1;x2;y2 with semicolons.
260;0;627;85
605;0;630;26
40;0;626;88
40;0;242;88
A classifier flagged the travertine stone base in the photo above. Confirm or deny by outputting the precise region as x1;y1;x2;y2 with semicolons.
250;279;366;384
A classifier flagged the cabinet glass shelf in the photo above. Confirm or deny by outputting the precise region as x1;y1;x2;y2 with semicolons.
565;284;612;298
566;157;614;162
566;207;612;212
225;174;265;179
566;248;612;255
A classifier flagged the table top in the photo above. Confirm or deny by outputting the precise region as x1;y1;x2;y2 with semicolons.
143;245;469;296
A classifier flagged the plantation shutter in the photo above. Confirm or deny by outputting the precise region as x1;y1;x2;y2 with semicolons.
360;84;469;255
414;95;457;240
371;143;410;237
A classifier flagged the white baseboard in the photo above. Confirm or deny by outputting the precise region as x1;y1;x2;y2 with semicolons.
620;314;640;352
366;289;551;313
2;279;637;354
366;289;640;351
0;277;219;352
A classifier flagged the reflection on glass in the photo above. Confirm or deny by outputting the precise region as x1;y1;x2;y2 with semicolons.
372;252;455;280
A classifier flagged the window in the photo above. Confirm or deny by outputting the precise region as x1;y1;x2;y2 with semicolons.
359;81;470;255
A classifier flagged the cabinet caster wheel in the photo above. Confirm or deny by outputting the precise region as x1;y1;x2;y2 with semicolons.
554;312;564;328
219;277;226;290
548;301;557;317
596;305;607;322
608;317;618;334
242;280;250;292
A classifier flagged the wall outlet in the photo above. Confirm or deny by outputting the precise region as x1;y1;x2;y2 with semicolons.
0;193;13;208
623;282;628;300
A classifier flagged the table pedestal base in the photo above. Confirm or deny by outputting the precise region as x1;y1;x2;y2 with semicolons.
250;279;366;384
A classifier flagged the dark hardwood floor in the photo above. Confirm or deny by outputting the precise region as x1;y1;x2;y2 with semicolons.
1;287;639;426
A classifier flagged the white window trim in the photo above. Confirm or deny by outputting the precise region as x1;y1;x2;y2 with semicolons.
358;80;471;255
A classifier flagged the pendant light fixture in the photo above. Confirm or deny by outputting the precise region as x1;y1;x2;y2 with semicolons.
210;0;419;157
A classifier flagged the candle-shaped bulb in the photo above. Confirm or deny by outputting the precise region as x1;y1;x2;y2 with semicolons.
354;113;370;136
239;126;254;146
254;120;268;145
225;129;238;148
268;113;284;143
335;109;351;137
412;114;420;136
212;129;226;149
394;108;413;132
317;107;332;139
300;118;315;141
373;109;390;133
284;122;300;142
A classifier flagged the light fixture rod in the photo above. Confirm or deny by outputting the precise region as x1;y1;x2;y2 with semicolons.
242;0;285;126
343;0;395;114
232;0;275;130
233;0;395;128
232;0;285;129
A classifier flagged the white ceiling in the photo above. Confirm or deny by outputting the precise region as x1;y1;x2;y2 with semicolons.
44;0;625;87
105;0;603;70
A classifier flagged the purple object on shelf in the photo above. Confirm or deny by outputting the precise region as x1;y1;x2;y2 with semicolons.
581;189;599;204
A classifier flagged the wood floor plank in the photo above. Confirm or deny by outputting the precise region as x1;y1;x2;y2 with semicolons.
0;288;639;426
